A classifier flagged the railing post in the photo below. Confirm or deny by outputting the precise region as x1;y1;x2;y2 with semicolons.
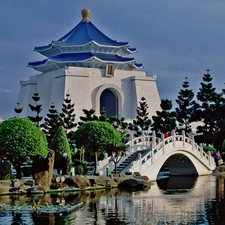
200;143;203;158
142;130;145;148
161;133;165;154
152;130;156;148
138;153;142;173
208;151;211;166
171;129;176;148
182;130;185;147
192;135;195;151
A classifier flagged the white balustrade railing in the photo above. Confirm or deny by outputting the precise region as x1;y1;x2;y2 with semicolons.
98;131;215;176
129;132;215;174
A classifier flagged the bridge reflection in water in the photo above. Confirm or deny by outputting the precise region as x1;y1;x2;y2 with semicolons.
1;175;225;224
81;175;216;225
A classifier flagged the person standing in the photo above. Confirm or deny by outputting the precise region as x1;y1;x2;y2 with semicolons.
215;150;222;166
60;153;69;175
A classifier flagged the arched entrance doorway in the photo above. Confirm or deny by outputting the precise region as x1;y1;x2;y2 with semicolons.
100;89;118;117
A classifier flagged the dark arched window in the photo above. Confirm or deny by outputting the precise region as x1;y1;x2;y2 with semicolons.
100;89;118;117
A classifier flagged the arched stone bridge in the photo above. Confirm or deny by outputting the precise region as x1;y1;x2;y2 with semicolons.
98;131;216;181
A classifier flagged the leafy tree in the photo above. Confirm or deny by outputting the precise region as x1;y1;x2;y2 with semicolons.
152;99;176;137
50;125;71;173
175;77;195;135
28;93;43;127
0;117;48;179
79;108;129;144
105;144;127;174
129;97;152;137
74;121;121;174
60;93;77;151
194;69;224;146
41;103;62;147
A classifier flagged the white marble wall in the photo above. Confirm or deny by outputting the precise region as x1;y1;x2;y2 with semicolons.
18;66;161;123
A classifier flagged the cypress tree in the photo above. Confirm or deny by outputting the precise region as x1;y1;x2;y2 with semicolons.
50;126;71;173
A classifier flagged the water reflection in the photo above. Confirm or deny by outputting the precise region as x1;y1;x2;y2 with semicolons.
1;175;225;224
157;175;198;194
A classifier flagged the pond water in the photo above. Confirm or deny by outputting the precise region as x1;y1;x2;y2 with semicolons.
0;174;224;225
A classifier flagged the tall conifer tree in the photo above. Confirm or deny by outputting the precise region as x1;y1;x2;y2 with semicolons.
60;93;77;151
28;93;43;127
41;103;62;146
194;69;224;146
175;77;195;135
129;97;152;137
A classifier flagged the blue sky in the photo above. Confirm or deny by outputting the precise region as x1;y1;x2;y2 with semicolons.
1;0;225;119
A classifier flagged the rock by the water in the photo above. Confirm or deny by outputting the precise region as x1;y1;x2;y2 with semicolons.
118;178;151;191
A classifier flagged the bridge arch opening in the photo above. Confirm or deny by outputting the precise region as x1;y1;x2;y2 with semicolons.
159;153;198;176
157;153;198;191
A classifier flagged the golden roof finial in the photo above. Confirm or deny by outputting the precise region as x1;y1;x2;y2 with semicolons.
81;9;90;22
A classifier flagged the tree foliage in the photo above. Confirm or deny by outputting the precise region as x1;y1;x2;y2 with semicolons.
194;69;224;146
74;121;122;174
129;97;152;137
14;103;23;117
41;103;62;147
50;125;72;171
175;77;195;135
60;93;77;152
105;144;127;174
0;117;48;178
60;93;77;133
79;108;129;145
28;93;43;127
152;99;176;136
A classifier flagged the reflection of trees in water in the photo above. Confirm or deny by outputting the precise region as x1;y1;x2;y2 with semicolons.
32;213;56;225
11;212;22;225
205;176;225;224
105;194;129;225
87;191;129;225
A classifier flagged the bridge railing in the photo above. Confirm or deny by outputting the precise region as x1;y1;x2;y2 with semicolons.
98;133;160;175
129;131;215;174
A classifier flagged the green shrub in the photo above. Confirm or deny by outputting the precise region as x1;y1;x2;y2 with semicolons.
74;160;87;175
0;161;13;180
75;165;84;175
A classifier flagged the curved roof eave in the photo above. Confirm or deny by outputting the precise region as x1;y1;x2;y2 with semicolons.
34;40;131;54
48;56;135;64
52;40;130;49
28;57;143;71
